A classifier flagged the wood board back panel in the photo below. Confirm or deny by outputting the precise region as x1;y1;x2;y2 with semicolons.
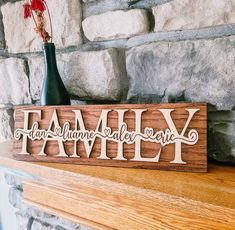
13;103;207;172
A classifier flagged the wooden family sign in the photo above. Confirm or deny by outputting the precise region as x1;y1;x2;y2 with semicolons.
13;103;207;172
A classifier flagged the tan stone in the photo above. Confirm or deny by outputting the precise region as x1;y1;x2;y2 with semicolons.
0;58;31;105
1;0;82;53
153;0;235;32
82;9;150;41
0;108;14;143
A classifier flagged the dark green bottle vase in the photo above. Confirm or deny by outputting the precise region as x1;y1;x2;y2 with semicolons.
40;43;71;106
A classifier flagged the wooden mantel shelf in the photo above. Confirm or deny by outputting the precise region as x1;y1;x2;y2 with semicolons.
0;141;235;230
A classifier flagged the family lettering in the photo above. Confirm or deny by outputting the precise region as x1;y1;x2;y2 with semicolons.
14;108;199;164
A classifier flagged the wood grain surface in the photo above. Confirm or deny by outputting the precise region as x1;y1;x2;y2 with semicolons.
13;103;207;172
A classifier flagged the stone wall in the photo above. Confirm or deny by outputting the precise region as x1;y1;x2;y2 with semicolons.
0;0;235;228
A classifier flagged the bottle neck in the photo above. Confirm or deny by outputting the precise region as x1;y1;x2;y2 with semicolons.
43;43;58;71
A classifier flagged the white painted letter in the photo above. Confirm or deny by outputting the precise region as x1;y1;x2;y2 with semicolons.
113;109;128;161
159;109;199;164
38;110;67;157
131;109;162;162
72;109;111;159
17;110;41;155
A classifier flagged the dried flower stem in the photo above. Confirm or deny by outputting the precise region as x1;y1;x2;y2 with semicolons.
34;10;51;43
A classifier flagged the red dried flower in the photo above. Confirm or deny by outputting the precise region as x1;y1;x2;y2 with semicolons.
30;0;46;12
23;3;31;19
23;0;52;43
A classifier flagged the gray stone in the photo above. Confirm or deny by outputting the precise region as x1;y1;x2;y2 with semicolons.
126;36;235;110
8;187;22;209
24;208;56;225
208;111;235;163
59;49;128;101
68;23;235;52
20;204;88;230
153;0;235;32
1;0;82;53
31;220;54;230
83;0;97;2
28;55;44;101
0;108;14;143
4;173;22;187
14;202;91;230
0;58;31;105
82;9;150;41
0;11;5;49
129;0;170;8
55;227;67;230
71;100;87;105
29;49;127;101
126;24;235;48
83;0;132;18
15;212;34;230
83;0;169;18
0;0;18;5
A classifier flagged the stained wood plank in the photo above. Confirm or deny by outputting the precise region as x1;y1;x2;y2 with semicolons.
22;180;235;230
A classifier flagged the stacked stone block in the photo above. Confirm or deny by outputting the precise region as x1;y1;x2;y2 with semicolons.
0;0;235;228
